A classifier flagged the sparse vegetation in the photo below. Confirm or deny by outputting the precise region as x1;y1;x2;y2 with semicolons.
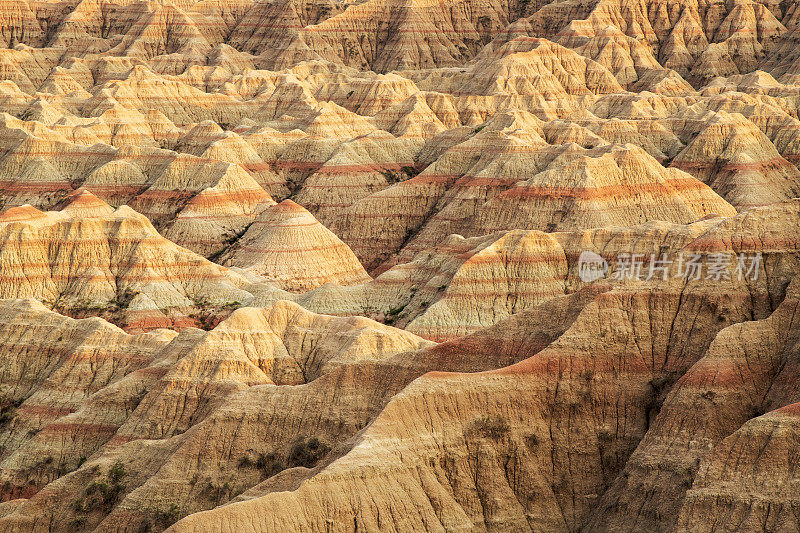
72;461;126;514
207;248;226;262
198;480;233;505
380;166;417;184
387;304;405;316
70;299;109;313
471;415;510;440
152;503;181;528
288;437;330;468
111;288;140;310
108;461;125;483
0;399;22;426
238;451;285;478
380;169;402;184
189;296;217;330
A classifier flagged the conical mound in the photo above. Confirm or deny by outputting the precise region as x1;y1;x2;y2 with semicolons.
222;199;371;292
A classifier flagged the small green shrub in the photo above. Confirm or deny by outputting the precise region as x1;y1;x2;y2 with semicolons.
387;305;405;316
598;428;614;442
108;461;125;483
152;503;181;527
72;461;127;514
0;405;15;425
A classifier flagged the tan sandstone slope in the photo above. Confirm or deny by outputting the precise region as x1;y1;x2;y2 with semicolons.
220;199;371;292
0;0;797;532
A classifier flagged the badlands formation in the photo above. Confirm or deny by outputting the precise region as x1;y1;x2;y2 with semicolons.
0;0;799;531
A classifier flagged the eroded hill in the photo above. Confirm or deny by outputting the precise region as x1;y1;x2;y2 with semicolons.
0;0;799;532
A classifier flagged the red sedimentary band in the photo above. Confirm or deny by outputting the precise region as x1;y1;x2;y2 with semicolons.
0;206;47;219
678;360;765;387
0;484;41;500
498;178;712;200
242;159;270;172
0;181;71;192
456;254;565;265
304;23;507;35
0;272;225;283
775;403;800;417
492;349;657;376
135;366;171;377
183;193;270;208
41;422;119;434
402;174;463;185
451;176;525;188
189;188;270;198
234;244;352;254
105;434;136;445
0;238;171;247
171;214;259;222
450;88;594;98
16;405;73;417
0;255;218;266
438;289;563;298
247;220;318;228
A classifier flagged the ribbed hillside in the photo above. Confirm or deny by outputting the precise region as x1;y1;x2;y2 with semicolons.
0;190;252;331
0;298;433;528
221;199;371;291
0;0;798;532
162;201;800;532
